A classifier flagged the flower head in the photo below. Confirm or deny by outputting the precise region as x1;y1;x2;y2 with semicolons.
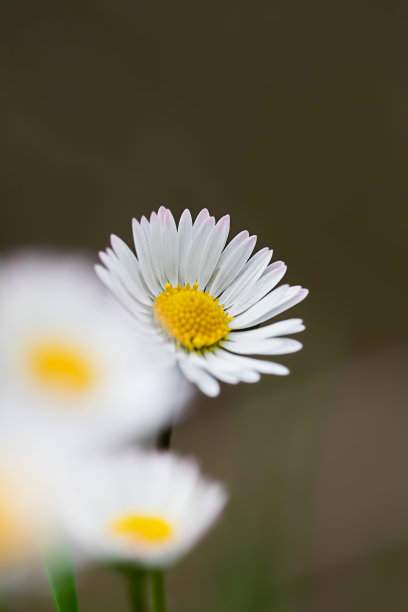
0;252;190;450
0;443;56;586
97;208;308;396
58;451;227;567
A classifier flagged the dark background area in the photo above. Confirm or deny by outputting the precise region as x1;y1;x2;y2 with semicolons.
1;2;407;610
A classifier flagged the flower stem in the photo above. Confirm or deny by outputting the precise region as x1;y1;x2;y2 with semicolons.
149;571;166;612
122;567;147;612
156;426;172;451
43;546;79;612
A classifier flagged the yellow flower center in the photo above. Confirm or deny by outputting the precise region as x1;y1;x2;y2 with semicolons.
28;341;95;393
0;478;35;564
111;514;173;544
153;283;233;351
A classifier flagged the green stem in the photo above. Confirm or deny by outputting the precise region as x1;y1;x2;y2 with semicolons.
43;547;79;612
156;427;172;451
150;571;166;612
123;567;147;612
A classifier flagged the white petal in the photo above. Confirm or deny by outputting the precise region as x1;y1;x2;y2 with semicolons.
219;248;272;310
132;218;161;295
184;216;216;285
162;208;179;286
95;265;151;321
239;370;261;383
208;235;257;297
197;215;230;289
148;211;167;288
215;229;249;262
188;354;240;384
205;230;247;289
106;239;153;306
217;349;290;375
223;338;303;355
95;262;113;291
230;285;306;329
192;208;210;235
228;318;305;341
178;209;193;286
110;234;138;265
178;358;220;397
228;261;287;316
201;351;261;383
99;248;146;305
264;288;309;321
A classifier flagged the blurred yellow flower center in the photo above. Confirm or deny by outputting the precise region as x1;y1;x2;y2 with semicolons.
0;504;25;561
153;283;233;351
0;479;33;563
28;342;95;393
111;514;173;544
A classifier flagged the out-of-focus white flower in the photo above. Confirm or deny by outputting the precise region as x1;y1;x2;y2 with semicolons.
58;451;227;567
0;253;191;451
97;207;308;396
0;444;53;584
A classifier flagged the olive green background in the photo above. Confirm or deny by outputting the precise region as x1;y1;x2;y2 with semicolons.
1;1;407;610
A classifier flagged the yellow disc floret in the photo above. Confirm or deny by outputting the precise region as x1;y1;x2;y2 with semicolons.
28;341;95;393
153;283;233;351
111;514;173;544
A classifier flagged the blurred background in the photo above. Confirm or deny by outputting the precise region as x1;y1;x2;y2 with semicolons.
1;1;407;610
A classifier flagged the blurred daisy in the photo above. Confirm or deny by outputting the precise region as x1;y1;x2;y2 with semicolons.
58;451;227;567
97;207;308;396
0;253;190;450
0;446;52;583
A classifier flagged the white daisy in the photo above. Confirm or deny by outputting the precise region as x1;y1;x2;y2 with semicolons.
0;252;191;451
0;444;53;580
57;451;227;567
97;207;308;396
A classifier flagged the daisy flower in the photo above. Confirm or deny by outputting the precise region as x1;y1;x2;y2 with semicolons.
57;451;227;567
97;207;308;396
0;253;190;451
0;444;54;582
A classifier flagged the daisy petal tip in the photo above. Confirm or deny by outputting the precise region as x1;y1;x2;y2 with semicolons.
179;208;193;226
109;234;122;250
206;386;220;398
97;253;110;270
94;263;107;281
275;365;290;376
